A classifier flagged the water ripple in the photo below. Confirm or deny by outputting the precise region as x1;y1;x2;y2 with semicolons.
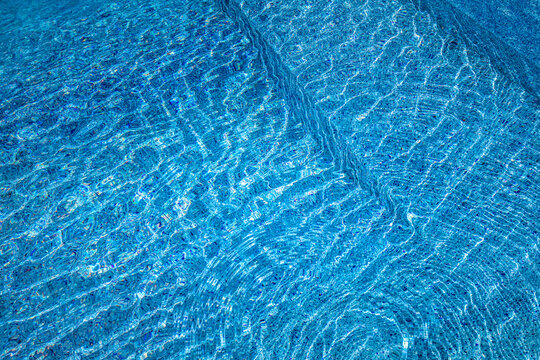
0;0;538;359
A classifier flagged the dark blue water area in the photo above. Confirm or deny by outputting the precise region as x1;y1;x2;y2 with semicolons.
444;0;540;65
0;0;538;359
407;0;540;98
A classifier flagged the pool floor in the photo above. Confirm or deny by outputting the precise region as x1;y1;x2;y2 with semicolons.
0;0;538;359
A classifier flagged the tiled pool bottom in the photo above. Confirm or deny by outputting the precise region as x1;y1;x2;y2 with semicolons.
0;0;538;359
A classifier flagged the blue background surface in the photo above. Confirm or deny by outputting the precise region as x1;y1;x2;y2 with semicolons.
408;0;540;97
0;0;538;359
449;0;540;65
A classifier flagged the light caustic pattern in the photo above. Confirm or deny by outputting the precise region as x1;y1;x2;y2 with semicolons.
2;0;401;359
232;0;539;358
0;0;538;359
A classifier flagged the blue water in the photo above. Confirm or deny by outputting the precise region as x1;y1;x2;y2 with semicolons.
0;0;538;359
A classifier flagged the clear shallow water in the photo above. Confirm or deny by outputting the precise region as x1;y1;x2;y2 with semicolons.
445;0;540;65
0;0;538;359
407;0;540;97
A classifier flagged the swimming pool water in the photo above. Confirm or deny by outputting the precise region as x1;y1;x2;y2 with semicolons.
0;0;538;359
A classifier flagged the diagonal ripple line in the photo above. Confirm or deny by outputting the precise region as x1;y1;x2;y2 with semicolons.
215;0;411;231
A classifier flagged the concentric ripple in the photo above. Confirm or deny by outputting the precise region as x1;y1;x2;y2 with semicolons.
0;0;538;359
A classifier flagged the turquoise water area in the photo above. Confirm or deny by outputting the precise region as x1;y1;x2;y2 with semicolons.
0;0;538;359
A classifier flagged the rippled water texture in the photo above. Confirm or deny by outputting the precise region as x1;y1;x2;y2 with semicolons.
0;0;538;359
